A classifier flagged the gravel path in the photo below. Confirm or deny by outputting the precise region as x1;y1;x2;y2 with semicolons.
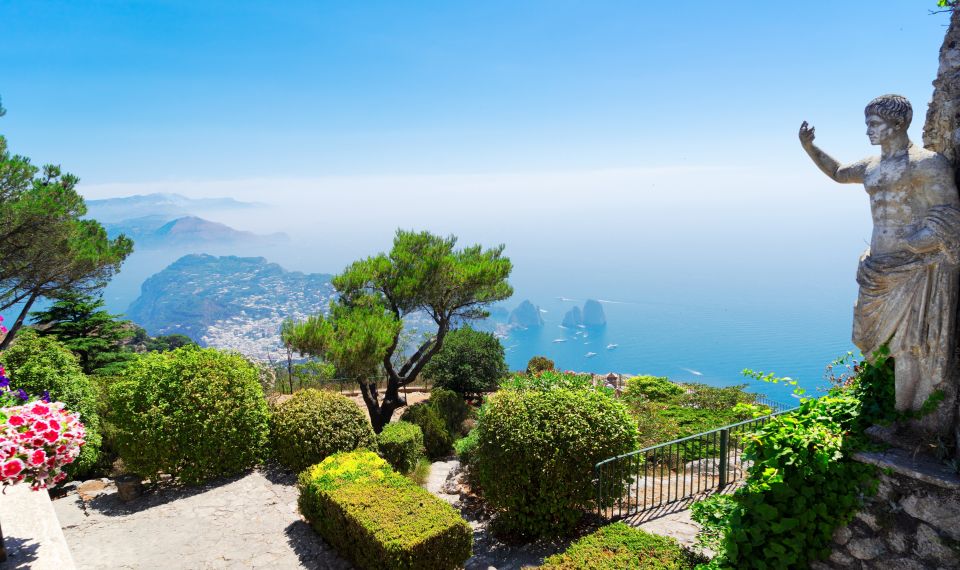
52;468;352;570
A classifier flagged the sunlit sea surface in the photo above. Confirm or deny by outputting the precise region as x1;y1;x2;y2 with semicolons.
494;293;856;405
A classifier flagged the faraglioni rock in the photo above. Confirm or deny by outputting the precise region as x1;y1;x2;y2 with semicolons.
562;306;583;328
582;299;607;327
509;300;544;329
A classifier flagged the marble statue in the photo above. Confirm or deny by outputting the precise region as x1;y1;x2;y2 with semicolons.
800;95;960;434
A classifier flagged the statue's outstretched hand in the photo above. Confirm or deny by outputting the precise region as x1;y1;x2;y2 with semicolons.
799;121;816;147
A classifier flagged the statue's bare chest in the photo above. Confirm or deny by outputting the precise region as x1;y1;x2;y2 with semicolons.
864;156;918;223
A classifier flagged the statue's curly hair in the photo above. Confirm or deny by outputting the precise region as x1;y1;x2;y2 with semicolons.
865;94;912;130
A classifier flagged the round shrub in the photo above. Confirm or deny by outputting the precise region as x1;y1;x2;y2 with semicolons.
271;389;377;473
473;388;638;537
429;388;470;436
0;329;102;478
377;421;425;474
400;402;453;460
526;355;555;375
106;346;270;485
423;326;507;396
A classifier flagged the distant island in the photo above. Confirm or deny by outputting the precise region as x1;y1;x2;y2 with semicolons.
562;299;607;327
127;254;334;359
86;193;260;222
103;215;288;249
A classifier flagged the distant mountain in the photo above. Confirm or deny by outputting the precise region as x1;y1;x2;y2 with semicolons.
104;215;288;248
87;193;259;223
127;254;334;359
509;300;544;329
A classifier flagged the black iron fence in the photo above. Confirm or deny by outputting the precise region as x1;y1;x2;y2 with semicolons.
594;402;798;520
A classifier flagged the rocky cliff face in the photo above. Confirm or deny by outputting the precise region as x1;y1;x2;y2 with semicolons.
126;254;334;358
582;299;607;327
509;300;544;329
562;306;583;328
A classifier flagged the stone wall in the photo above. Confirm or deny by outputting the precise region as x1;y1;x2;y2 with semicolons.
811;450;960;570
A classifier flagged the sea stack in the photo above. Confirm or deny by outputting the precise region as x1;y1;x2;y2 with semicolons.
509;300;544;329
582;299;607;327
562;306;583;328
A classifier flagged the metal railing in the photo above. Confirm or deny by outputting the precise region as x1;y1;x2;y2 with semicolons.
594;402;798;520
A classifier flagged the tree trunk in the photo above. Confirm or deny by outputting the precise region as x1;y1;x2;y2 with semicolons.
0;291;38;351
923;5;960;455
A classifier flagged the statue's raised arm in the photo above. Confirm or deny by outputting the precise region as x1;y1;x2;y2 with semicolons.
799;120;867;184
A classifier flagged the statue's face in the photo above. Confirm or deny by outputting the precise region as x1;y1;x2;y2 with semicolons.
866;114;900;145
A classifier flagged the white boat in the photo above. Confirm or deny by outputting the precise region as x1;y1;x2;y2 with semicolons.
606;343;618;350
585;352;598;358
552;338;567;343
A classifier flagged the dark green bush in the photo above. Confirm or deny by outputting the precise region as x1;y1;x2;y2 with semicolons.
271;389;378;473
377;421;425;474
429;388;469;435
297;450;472;570
0;329;102;478
473;387;637;537
525;355;554;374
106;346;270;485
400;402;452;459
541;522;705;569
423;326;507;396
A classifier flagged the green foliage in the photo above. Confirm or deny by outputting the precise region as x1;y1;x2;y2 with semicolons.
145;334;196;352
429;388;470;435
472;387;638;537
30;292;135;375
622;375;686;403
849;345;896;429
423;325;507;396
0;329;102;477
400;402;453;459
692;391;876;569
453;430;479;466
541;522;705;569
525;355;555;374
106;346;270;485
621;376;762;459
0;136;133;348
284;229;512;432
377;421;425;474
270;388;378;473
500;369;595;392
689;495;737;553
297;450;472;570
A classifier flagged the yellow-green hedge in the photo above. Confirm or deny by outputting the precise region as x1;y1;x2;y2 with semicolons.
541;522;702;569
297;450;472;570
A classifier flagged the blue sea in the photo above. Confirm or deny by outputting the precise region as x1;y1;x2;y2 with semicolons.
493;291;856;405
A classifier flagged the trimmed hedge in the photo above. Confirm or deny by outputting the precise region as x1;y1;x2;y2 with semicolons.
541;522;703;569
399;402;452;459
106;346;270;485
473;387;637;537
377;421;425;474
298;450;472;570
0;330;102;478
271;389;378;473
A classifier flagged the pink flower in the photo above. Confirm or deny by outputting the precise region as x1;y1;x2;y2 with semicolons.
48;419;61;431
42;430;59;444
29;450;46;466
29;403;49;416
32;421;49;432
8;415;24;427
2;459;23;478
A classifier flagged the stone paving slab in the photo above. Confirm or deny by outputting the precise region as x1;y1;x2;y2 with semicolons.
0;483;76;570
52;468;351;570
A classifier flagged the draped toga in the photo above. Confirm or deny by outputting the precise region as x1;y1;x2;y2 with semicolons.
853;204;960;410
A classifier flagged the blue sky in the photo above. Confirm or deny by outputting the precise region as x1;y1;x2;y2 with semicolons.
0;1;950;184
0;1;952;383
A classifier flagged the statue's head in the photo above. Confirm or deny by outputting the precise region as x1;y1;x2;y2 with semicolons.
864;94;912;145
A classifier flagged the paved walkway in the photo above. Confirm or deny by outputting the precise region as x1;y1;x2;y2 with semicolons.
52;468;351;570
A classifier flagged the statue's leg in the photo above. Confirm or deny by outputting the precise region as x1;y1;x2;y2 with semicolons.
894;352;922;412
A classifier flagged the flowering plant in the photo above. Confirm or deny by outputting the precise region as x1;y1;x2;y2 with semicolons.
0;374;86;490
